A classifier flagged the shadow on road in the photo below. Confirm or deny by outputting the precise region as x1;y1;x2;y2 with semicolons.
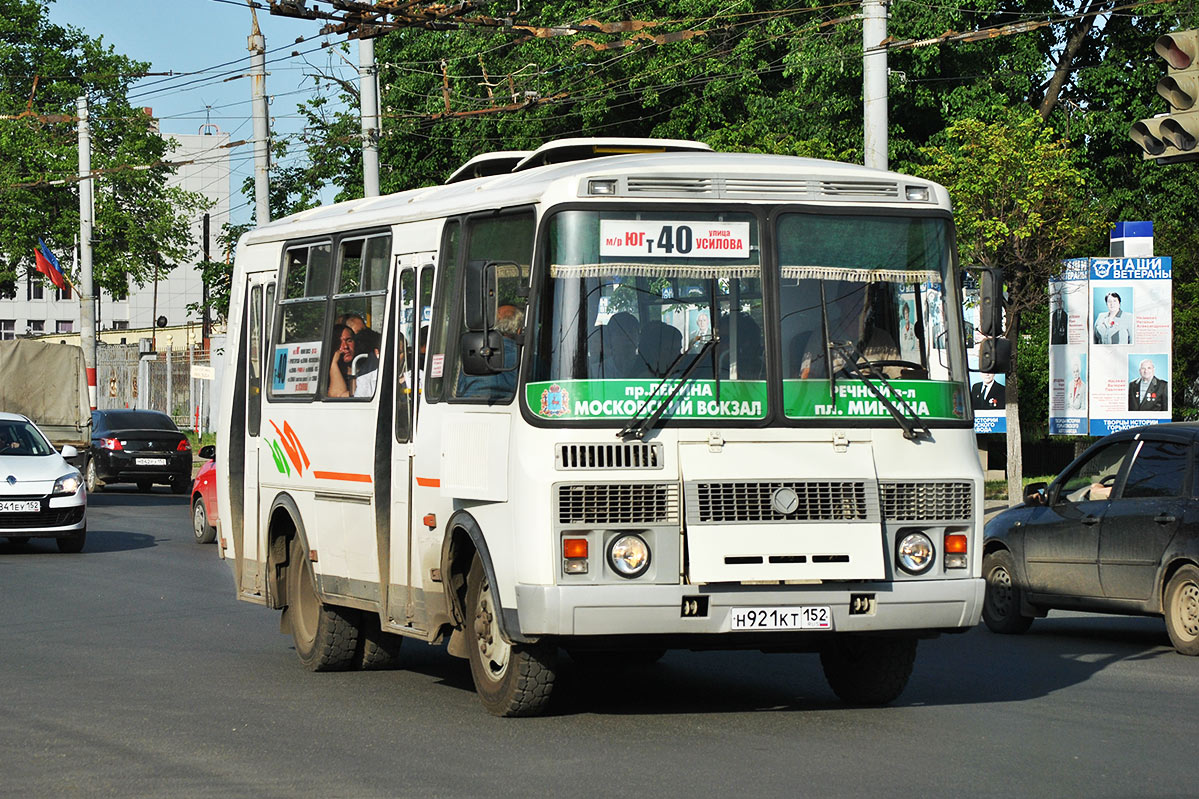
86;488;190;508
0;527;158;555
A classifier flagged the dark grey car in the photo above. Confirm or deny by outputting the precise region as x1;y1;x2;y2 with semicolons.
983;422;1199;655
85;410;192;494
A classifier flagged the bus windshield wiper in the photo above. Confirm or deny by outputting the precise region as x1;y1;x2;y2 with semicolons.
831;341;932;442
618;338;717;441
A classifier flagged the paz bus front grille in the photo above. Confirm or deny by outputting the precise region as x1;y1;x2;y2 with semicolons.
879;481;973;521
556;483;679;525
687;481;870;523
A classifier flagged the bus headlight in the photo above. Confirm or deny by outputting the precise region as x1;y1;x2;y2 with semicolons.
896;532;935;575
608;534;650;578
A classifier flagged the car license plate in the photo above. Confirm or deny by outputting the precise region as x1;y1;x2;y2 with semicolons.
730;606;832;631
136;457;168;466
0;500;40;513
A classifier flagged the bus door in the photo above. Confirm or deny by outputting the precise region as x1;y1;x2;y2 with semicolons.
238;272;274;600
387;255;435;629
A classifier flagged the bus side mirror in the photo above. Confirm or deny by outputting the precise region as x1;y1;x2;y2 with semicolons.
979;268;1004;337
463;260;515;332
977;335;1012;374
460;330;507;375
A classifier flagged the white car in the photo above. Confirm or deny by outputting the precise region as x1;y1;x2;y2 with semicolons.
0;411;87;552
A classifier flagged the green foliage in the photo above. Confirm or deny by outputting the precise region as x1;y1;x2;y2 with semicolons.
0;0;209;296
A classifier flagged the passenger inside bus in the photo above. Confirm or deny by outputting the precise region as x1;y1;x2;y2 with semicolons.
636;321;683;378
596;311;640;378
327;323;356;396
351;327;382;398
456;305;523;399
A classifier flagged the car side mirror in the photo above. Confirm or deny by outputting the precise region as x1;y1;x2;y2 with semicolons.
1023;481;1048;506
60;444;78;458
199;444;216;460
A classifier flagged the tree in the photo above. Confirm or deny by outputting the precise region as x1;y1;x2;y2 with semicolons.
0;0;207;297
914;110;1108;503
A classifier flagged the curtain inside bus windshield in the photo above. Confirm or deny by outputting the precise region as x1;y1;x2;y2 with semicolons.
528;209;766;423
775;213;966;422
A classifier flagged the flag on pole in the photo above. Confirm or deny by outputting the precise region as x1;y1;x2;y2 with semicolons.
34;238;69;290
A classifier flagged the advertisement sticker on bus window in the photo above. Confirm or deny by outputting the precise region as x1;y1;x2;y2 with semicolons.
272;342;322;394
430;353;444;378
599;220;750;259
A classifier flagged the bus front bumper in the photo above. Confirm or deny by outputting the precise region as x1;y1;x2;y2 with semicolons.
514;578;984;638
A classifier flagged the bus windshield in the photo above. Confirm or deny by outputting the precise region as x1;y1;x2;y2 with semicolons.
526;208;968;426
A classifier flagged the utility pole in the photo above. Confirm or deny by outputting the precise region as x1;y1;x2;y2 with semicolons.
77;96;97;410
360;36;381;197
862;0;888;171
249;7;271;225
202;212;211;351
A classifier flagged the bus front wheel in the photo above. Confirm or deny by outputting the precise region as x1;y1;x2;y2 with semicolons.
820;635;917;706
285;536;359;671
465;557;556;717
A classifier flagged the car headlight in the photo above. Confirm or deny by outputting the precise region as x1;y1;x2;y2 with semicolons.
53;471;83;496
896;532;935;575
608;534;651;578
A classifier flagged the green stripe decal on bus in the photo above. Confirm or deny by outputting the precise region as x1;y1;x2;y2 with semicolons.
782;380;966;420
526;380;768;420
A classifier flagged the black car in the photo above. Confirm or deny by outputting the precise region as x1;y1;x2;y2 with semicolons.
983;423;1199;655
85;410;192;494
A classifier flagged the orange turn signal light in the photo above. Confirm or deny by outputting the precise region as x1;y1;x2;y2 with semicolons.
944;534;968;554
563;538;589;559
423;514;437;529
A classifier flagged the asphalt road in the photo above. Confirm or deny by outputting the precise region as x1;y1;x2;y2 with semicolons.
2;489;1197;798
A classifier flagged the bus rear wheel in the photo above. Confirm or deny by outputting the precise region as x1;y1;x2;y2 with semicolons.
820;635;917;706
465;558;556;717
285;536;359;671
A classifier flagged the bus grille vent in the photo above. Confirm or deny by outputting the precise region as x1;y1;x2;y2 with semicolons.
879;481;973;521
556;442;663;470
689;481;869;523
557;483;679;524
818;180;899;198
626;176;713;195
723;177;813;196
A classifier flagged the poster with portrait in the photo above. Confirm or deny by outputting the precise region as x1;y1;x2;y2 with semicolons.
1048;259;1090;435
896;294;919;362
964;299;1006;433
1088;257;1172;435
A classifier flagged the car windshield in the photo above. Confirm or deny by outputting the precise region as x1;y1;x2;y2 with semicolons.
0;419;55;457
99;411;178;431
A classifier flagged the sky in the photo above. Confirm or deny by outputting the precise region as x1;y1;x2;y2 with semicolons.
47;0;355;223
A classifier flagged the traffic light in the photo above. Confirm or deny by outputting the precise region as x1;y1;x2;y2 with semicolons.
1130;29;1199;164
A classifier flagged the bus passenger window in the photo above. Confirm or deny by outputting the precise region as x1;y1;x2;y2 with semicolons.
271;241;332;398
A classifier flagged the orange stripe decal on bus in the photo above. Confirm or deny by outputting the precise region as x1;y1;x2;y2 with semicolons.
313;471;373;483
416;477;440;487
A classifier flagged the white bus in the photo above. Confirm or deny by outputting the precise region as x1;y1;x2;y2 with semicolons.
216;138;1007;716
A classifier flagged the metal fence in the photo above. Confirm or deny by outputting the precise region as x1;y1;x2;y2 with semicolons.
95;339;223;434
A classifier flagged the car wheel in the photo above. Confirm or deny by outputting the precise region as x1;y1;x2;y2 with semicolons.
137;480;153;493
982;550;1035;634
820;635;917;705
1164;564;1199;656
85;458;103;493
171;475;190;495
465;557;556;717
56;530;86;553
285;535;359;671
192;499;216;545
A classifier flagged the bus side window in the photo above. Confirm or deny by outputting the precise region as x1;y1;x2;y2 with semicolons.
248;284;263;436
272;241;332;399
426;220;460;402
328;233;389;400
395;267;416;442
450;212;534;403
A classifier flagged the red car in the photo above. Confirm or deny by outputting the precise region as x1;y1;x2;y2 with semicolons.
191;445;217;544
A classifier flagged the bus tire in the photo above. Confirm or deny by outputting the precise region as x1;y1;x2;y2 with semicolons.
820;635;917;706
286;536;359;671
465;557;556;717
357;613;404;670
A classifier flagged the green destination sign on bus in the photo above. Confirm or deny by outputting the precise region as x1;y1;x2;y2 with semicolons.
526;380;768;420
783;380;966;420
